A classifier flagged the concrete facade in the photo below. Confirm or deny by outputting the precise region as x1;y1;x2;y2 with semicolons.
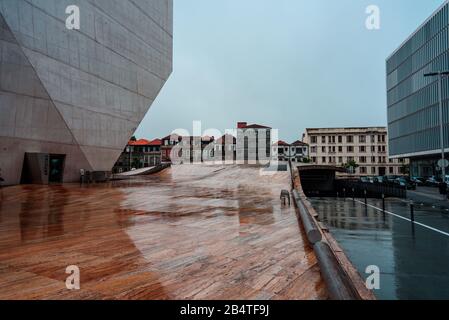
302;127;408;177
0;0;173;185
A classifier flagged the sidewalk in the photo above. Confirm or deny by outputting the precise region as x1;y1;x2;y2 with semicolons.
407;186;449;209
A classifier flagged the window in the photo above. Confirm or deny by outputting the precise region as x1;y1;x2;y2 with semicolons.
359;135;366;143
347;135;354;143
322;136;326;143
360;167;367;174
371;167;376;174
360;146;366;153
338;157;343;163
360;156;367;163
311;157;317;163
322;157;326;163
371;156;376;163
338;136;343;143
322;146;326;153
347;146;354;152
338;146;343;153
389;167;394;174
311;136;317;144
371;146;376;152
311;146;317;153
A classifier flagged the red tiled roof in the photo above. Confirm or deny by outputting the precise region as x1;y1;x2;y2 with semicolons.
243;124;271;129
148;139;162;146
237;122;271;129
128;138;162;146
291;140;308;146
274;140;290;146
128;139;151;146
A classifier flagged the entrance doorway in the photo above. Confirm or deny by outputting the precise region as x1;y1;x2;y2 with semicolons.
379;167;386;176
20;153;66;184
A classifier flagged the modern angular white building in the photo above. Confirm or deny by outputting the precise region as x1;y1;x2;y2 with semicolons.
0;0;173;185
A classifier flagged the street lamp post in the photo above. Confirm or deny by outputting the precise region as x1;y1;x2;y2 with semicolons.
424;71;449;183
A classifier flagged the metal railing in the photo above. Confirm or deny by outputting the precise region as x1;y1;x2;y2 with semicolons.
335;179;406;199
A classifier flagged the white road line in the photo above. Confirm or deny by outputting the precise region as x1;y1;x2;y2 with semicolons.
354;200;449;238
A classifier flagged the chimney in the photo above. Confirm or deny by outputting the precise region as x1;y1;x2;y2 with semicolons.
237;122;247;129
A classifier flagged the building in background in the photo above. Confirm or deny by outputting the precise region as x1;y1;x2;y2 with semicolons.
302;127;407;177
113;138;162;173
387;1;449;178
236;122;272;164
161;134;181;163
273;141;309;162
175;136;215;163
213;134;237;162
0;0;173;185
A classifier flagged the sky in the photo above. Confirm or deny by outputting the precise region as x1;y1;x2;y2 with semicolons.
135;0;446;142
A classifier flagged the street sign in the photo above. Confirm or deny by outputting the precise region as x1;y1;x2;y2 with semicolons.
437;159;449;168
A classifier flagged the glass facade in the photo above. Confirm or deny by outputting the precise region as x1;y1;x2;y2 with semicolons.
387;2;449;157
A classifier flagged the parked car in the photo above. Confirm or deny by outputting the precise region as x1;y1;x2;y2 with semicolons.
385;175;399;186
360;177;370;183
411;176;425;186
394;177;416;190
425;176;442;187
374;176;387;184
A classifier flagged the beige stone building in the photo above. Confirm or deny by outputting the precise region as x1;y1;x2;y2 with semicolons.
302;127;407;177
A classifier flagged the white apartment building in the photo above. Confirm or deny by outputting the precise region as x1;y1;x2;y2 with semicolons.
302;127;407;177
273;141;309;163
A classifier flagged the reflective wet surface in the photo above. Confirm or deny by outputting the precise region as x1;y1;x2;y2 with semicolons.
311;197;449;300
0;165;326;300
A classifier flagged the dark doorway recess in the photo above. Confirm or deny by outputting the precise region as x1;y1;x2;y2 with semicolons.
49;154;65;183
20;153;66;184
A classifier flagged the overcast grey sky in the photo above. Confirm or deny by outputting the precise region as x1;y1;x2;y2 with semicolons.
135;0;445;142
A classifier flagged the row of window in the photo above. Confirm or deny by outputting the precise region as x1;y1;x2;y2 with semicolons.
311;156;398;164
387;4;449;74
387;27;449;91
126;146;160;152
387;53;449;107
387;78;449;122
310;145;387;154
309;134;386;144
389;126;449;156
389;104;443;139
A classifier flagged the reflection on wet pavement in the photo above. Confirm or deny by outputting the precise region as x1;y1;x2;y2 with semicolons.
311;197;449;300
0;165;326;300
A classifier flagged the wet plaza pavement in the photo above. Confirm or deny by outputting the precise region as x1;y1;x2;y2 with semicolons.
0;165;326;300
310;197;449;300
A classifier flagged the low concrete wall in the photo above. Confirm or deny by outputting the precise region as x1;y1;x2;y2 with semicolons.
290;163;376;300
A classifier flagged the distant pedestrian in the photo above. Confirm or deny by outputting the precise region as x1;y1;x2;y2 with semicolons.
0;168;4;198
80;169;85;184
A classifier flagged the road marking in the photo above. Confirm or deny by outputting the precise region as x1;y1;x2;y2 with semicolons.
354;200;449;238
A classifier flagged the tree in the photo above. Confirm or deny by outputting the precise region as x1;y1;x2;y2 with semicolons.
400;163;410;175
343;160;359;174
130;136;137;141
302;158;311;164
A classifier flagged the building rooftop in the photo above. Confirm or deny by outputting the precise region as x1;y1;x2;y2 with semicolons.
305;127;387;133
128;138;162;146
291;140;309;147
237;122;272;129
